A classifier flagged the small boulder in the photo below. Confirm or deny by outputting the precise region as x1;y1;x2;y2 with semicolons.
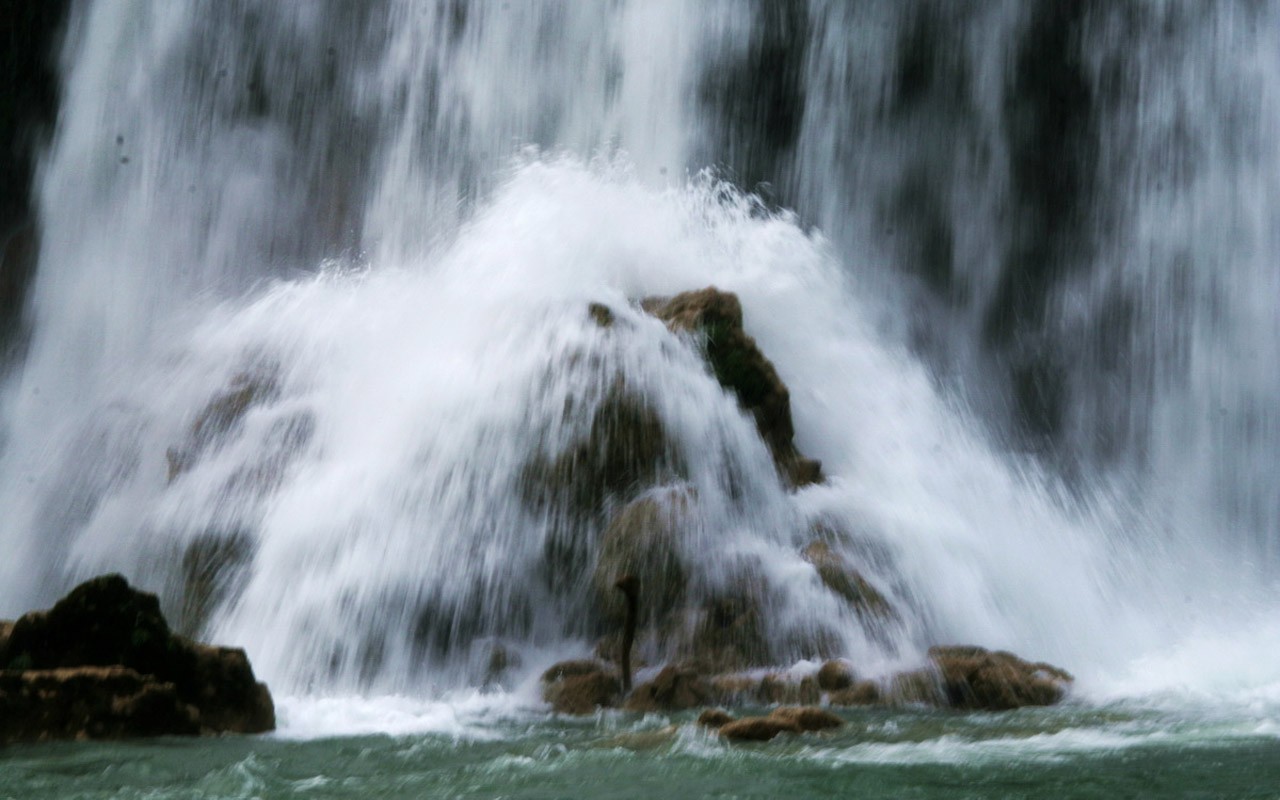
541;660;620;715
816;659;856;692
588;302;615;328
696;708;735;729
768;706;843;732
624;665;710;712
719;715;801;742
928;645;1073;710
757;673;820;705
828;680;882;706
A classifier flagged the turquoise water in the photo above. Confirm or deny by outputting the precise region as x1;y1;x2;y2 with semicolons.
5;704;1279;799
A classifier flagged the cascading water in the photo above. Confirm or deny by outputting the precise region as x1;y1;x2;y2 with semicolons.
1;0;1277;718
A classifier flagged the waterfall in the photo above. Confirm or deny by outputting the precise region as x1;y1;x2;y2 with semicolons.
1;0;1276;701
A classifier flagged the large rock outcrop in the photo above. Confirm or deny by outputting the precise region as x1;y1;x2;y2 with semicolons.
641;287;822;489
0;574;274;744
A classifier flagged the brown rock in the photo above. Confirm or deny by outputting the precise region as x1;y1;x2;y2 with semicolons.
544;670;622;715
0;574;274;741
177;529;253;637
719;715;801;742
623;665;710;712
707;674;758;705
757;673;820;705
816;659;856;691
885;669;947;706
828;680;882;706
540;659;606;683
0;667;200;744
592;487;694;631
928;645;1073;710
801;541;895;622
642;287;821;490
769;706;843;732
689;592;773;672
167;369;281;482
588;302;615;328
696;708;735;729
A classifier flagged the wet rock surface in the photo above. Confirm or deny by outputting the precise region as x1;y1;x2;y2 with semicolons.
641;287;822;490
541;660;621;715
0;574;274;744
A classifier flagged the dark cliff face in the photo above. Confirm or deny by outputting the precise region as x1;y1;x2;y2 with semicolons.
694;0;808;202
1;0;70;357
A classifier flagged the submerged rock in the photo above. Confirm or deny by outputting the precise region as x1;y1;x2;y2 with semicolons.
0;574;274;743
718;715;801;742
641;287;822;490
768;705;843;732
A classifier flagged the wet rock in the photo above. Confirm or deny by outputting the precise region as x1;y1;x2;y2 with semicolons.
177;529;254;637
928;645;1073;710
525;385;679;586
481;642;520;687
642;287;822;489
0;574;274;742
0;667;199;744
696;708;735;729
166;369;281;481
828;680;882;707
802;541;896;622
623;665;710;712
688;588;773;672
540;659;607;683
541;659;621;714
707;673;758;705
718;715;801;742
757;673;820;705
883;668;947;706
768;706;843;732
592;486;694;631
588;302;615;328
816;659;856;692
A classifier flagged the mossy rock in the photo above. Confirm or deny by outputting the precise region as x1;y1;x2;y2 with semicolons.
801;541;897;623
592;486;694;630
641;287;821;490
167;369;281;481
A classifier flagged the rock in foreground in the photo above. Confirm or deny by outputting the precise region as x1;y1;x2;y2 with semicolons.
0;574;274;745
